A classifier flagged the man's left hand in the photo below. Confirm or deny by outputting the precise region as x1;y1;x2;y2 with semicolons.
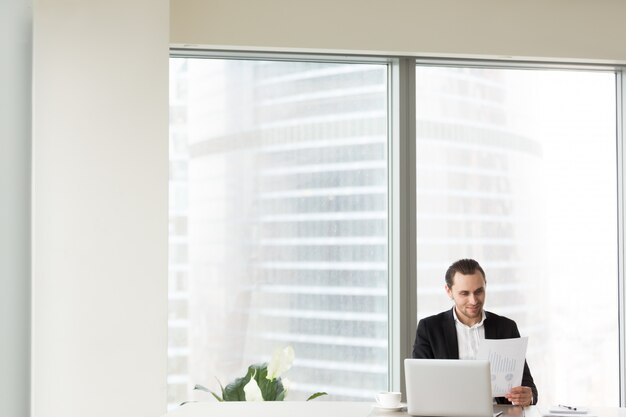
505;386;533;406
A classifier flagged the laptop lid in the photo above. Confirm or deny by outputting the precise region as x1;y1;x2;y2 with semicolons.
404;359;493;417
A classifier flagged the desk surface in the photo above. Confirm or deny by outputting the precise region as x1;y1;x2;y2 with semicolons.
167;401;371;417
569;408;626;417
165;402;626;417
166;402;543;417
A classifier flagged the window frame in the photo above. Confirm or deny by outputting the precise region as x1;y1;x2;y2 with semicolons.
169;49;626;406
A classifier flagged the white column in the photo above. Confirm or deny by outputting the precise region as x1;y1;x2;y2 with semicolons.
0;1;32;416
32;1;169;417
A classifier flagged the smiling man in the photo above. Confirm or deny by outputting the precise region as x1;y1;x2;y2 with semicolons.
412;259;538;406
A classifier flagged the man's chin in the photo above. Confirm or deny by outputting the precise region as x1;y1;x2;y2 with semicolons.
466;308;482;317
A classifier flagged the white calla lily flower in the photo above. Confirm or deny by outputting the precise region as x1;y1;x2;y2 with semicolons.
243;373;264;401
266;346;295;380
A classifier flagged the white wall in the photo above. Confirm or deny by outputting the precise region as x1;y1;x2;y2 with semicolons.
171;0;626;63
31;1;169;416
0;0;32;416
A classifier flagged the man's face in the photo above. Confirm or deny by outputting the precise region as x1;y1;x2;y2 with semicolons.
445;271;486;326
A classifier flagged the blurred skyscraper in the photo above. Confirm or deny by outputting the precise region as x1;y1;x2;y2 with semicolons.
168;59;389;407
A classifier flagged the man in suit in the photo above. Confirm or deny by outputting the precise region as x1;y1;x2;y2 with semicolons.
412;258;538;406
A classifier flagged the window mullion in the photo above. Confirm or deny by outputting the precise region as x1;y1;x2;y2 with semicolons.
389;58;417;395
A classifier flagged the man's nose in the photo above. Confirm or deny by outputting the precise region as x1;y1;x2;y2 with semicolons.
468;294;476;304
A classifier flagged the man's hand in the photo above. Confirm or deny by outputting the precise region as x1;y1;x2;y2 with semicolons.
505;386;533;406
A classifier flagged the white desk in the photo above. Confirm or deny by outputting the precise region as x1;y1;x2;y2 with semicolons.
166;401;372;417
568;409;626;417
164;402;626;417
164;402;547;417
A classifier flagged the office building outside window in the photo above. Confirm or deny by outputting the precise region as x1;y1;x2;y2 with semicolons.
168;58;390;409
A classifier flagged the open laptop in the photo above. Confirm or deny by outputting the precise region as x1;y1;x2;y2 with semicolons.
404;359;495;417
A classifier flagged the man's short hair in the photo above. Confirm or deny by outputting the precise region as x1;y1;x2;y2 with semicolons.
445;259;486;288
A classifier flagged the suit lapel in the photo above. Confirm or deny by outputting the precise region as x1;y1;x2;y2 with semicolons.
444;308;459;359
484;311;495;339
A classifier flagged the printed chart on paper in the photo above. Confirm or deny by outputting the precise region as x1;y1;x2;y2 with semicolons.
477;337;528;397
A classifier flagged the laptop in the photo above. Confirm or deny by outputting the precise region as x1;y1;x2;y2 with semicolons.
404;359;494;417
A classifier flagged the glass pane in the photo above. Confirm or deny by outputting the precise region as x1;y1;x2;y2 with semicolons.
169;58;389;408
415;66;618;406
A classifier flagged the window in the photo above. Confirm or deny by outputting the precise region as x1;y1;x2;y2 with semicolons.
168;57;390;408
415;66;619;406
169;54;624;408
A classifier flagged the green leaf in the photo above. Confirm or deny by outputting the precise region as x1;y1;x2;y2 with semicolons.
209;391;224;402
250;362;283;401
250;362;268;379
223;368;254;401
223;376;248;401
275;390;286;401
251;362;282;401
306;392;328;401
193;383;224;401
216;377;226;400
261;377;284;401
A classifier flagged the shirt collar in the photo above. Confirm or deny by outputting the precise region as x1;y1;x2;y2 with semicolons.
452;307;487;329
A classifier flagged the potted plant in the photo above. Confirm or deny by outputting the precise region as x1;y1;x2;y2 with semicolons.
194;346;327;402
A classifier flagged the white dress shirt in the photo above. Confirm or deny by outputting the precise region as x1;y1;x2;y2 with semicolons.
452;308;486;360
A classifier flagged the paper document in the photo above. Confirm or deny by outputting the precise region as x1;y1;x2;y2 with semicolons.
476;337;528;397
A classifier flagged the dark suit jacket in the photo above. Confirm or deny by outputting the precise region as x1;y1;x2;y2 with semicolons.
412;308;538;405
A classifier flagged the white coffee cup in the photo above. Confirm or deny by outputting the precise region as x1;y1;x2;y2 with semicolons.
375;391;401;408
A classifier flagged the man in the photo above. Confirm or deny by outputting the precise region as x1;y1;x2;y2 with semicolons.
412;259;538;406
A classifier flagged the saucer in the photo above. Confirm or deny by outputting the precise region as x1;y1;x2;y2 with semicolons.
373;402;406;411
